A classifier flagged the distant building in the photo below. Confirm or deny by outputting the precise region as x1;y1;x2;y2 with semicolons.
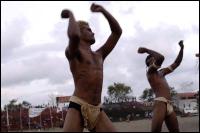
175;92;198;114
56;96;71;110
56;96;71;105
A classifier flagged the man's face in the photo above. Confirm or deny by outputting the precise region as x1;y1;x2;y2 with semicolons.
146;57;155;67
80;25;95;45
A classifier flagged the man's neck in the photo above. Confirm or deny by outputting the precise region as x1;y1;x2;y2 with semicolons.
80;40;92;51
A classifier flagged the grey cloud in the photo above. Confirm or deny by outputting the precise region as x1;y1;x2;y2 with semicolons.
0;19;81;91
1;17;29;63
1;54;71;87
191;25;199;34
1;18;72;87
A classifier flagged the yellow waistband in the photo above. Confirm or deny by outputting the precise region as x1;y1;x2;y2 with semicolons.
69;96;101;108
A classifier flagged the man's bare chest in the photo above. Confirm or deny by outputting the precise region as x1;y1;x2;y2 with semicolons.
79;50;103;66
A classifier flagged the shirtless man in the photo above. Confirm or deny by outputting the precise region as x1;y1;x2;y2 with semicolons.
138;40;184;132
61;3;122;132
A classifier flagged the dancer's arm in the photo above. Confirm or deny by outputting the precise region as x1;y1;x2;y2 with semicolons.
91;3;122;60
61;9;80;59
161;40;184;75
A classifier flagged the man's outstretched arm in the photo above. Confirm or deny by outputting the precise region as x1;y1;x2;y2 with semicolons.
161;40;184;75
138;47;165;66
61;9;80;59
91;3;122;60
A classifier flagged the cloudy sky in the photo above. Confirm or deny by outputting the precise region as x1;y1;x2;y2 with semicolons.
1;1;199;108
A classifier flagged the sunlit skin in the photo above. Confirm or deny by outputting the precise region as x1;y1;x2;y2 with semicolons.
62;3;122;132
138;40;184;132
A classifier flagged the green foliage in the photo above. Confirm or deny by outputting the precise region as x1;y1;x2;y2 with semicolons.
140;88;154;102
107;82;132;103
4;99;31;111
140;87;178;102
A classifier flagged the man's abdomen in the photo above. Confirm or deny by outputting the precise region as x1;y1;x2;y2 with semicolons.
73;70;103;105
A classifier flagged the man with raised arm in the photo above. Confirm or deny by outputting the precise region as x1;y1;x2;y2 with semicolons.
61;3;122;132
138;40;184;132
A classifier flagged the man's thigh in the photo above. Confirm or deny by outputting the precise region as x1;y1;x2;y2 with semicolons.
165;111;179;132
151;101;167;132
95;111;116;132
63;108;84;132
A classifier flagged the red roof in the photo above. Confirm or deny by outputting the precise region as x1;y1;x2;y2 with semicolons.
56;96;71;103
177;92;198;99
